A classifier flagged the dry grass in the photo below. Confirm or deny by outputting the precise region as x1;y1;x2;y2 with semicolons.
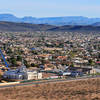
0;78;100;100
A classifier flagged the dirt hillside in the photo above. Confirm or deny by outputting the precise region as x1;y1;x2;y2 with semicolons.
0;78;100;100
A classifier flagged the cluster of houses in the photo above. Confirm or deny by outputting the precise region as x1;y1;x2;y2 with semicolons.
0;31;99;81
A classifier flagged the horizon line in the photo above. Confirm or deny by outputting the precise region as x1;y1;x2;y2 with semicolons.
0;13;100;19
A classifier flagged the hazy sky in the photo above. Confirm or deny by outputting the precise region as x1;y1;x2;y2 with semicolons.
0;0;100;18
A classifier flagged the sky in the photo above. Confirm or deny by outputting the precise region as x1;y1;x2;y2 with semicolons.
0;0;100;18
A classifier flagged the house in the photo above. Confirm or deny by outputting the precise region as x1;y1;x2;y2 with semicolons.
57;56;67;60
38;54;52;60
68;67;96;75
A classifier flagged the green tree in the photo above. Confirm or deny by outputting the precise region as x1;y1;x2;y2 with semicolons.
17;55;22;61
24;60;31;68
88;59;95;66
11;58;17;66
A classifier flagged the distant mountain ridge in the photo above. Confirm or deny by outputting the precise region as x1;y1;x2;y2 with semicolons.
0;21;100;32
1;14;100;26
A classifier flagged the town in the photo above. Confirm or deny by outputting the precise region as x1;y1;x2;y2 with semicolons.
0;31;100;82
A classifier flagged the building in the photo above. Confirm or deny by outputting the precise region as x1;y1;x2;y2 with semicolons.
68;67;96;75
3;65;42;80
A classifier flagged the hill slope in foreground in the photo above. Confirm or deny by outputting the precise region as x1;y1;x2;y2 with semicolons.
0;78;100;100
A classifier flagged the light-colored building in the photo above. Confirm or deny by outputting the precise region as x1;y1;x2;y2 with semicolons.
3;65;42;80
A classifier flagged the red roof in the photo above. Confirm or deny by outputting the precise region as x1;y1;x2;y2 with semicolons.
96;61;100;64
57;56;67;60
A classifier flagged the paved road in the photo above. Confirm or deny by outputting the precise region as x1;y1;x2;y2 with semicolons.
0;76;100;89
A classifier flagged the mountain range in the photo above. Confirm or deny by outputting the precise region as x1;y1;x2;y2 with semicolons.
1;14;100;26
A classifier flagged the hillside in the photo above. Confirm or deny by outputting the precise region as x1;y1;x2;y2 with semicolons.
0;78;100;100
1;14;100;26
0;21;100;32
0;21;55;32
92;22;100;26
49;25;100;32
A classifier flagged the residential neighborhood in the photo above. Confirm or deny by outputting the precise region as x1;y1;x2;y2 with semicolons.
0;31;99;81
